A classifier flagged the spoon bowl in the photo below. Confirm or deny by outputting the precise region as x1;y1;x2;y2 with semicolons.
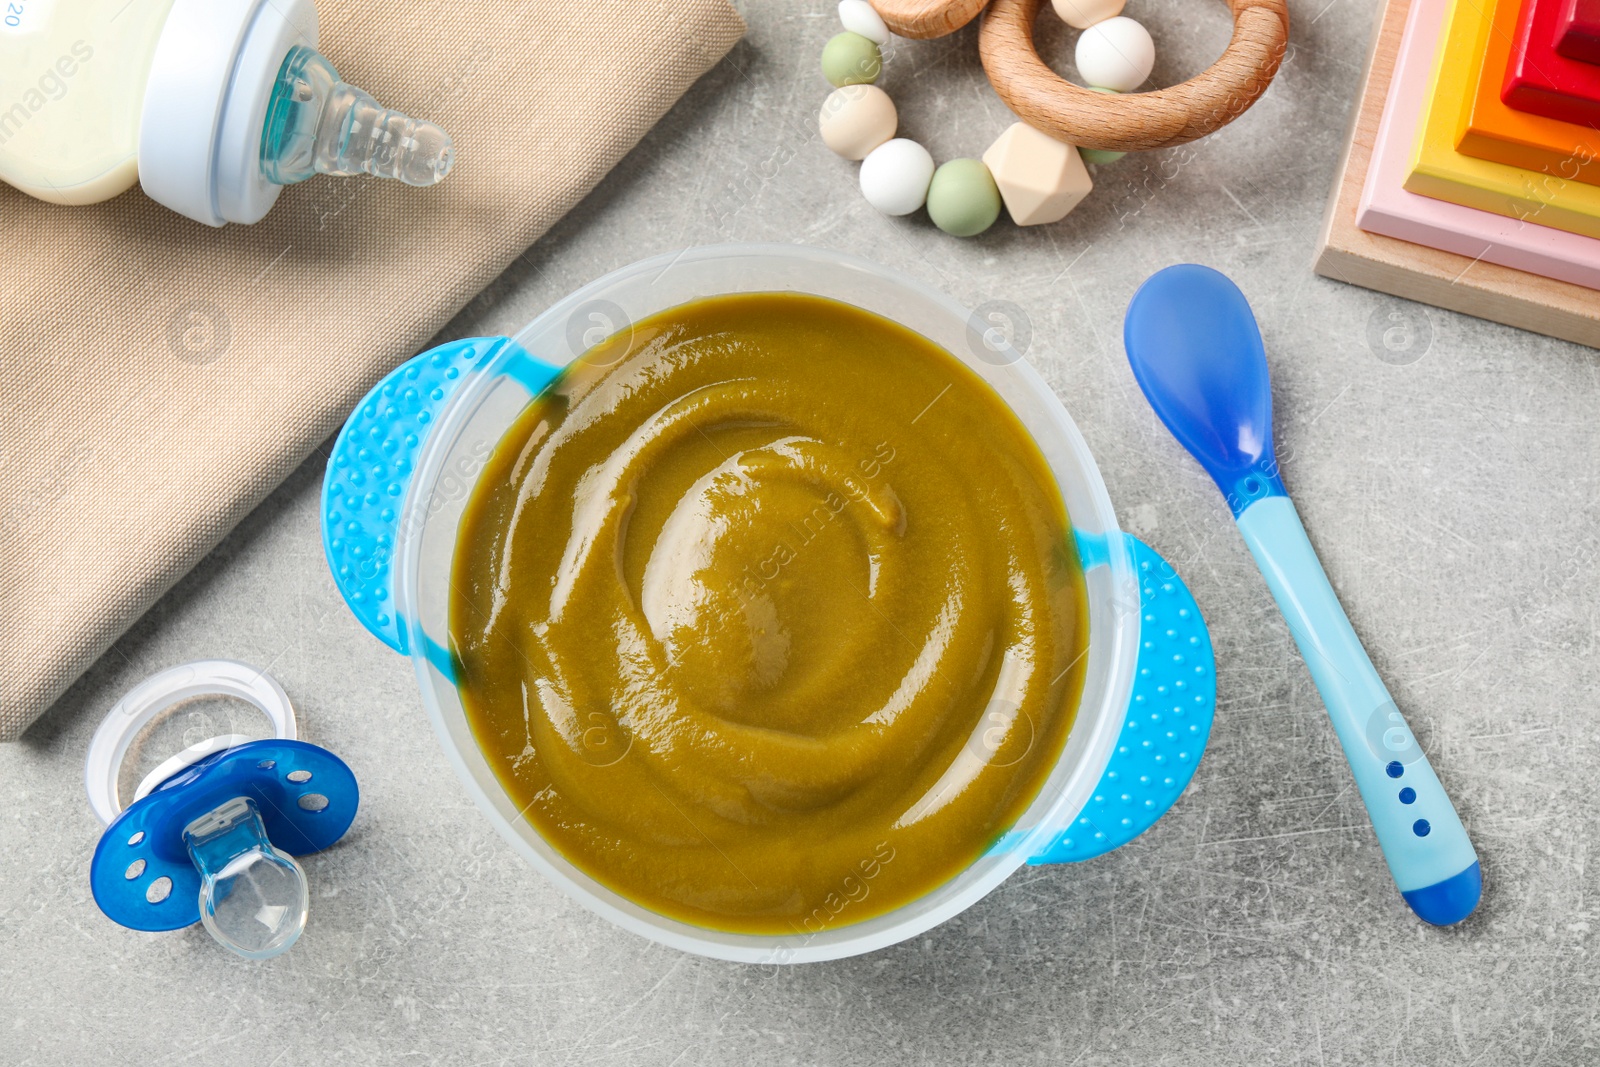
1124;264;1284;514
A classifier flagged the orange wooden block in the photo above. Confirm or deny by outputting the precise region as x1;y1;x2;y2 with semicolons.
1455;0;1600;183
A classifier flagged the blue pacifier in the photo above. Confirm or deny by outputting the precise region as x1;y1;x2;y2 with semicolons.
85;660;359;958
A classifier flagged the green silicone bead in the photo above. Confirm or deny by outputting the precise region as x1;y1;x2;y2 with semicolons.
822;32;882;87
926;158;1002;237
1079;87;1126;165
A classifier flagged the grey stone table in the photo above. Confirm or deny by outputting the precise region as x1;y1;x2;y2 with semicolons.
6;0;1598;1062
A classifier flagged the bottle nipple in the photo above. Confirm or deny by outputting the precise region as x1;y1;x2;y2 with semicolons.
184;795;310;960
261;45;454;189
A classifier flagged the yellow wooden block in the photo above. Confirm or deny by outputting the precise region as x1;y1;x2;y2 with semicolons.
1405;0;1600;238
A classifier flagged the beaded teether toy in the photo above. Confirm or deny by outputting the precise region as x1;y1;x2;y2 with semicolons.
819;0;1289;235
85;661;359;959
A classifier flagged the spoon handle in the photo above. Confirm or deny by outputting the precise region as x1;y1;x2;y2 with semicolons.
1234;497;1481;925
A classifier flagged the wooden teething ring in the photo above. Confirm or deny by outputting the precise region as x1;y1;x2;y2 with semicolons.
871;0;1290;154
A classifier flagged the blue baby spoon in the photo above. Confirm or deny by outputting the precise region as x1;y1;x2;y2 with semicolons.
1123;264;1481;926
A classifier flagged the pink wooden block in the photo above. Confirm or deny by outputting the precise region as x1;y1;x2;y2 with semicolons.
1356;0;1600;291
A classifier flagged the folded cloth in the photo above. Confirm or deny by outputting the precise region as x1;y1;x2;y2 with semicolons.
0;0;745;739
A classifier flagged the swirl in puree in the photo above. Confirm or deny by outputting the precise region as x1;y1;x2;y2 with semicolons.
450;293;1088;934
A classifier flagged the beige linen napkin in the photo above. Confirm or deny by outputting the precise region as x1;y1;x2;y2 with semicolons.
0;0;745;739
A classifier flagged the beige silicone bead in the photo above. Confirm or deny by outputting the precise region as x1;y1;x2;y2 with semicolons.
1051;0;1125;30
981;122;1093;225
819;84;898;160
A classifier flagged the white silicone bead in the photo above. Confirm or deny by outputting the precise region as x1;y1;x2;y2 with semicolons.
820;84;898;159
839;0;891;44
1074;16;1155;93
859;138;935;215
1051;0;1125;30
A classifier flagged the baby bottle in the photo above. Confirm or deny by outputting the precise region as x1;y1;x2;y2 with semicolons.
0;0;453;226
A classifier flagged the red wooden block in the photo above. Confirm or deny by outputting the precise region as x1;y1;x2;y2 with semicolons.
1504;0;1600;125
1557;0;1600;64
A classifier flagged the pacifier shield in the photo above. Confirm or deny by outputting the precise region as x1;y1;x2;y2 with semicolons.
90;740;358;932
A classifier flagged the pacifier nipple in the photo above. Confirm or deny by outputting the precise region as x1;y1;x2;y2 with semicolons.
185;796;310;960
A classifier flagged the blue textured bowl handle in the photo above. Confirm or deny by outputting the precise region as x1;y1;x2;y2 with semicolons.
1029;533;1216;864
322;336;560;653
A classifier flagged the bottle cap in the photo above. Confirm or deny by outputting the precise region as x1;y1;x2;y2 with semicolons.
137;0;319;226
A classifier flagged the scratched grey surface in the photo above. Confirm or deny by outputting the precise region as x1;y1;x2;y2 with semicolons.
6;0;1600;1062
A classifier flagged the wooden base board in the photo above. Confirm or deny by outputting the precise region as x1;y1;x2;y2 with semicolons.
1312;0;1600;349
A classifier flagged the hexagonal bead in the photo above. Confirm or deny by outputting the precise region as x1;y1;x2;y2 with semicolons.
981;122;1093;226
